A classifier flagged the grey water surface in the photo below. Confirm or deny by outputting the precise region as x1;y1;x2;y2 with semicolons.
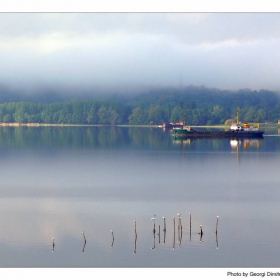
0;126;279;267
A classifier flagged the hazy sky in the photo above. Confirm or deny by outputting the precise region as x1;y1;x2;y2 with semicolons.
1;13;280;93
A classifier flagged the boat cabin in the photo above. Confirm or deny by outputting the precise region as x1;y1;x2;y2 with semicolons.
230;123;243;131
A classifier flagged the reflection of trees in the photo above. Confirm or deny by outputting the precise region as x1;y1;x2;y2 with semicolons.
128;127;171;149
97;127;127;148
0;126;171;150
0;126;274;152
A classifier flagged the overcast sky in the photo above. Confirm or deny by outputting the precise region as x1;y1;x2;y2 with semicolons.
1;13;280;94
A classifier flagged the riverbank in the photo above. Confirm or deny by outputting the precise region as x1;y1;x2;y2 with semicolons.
0;122;115;127
0;123;161;128
0;122;278;128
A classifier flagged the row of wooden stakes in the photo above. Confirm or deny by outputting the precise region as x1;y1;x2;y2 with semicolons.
51;213;220;253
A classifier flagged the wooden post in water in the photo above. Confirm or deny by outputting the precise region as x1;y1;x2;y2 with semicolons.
82;231;86;243
52;238;55;252
151;215;156;234
133;219;137;238
110;230;114;248
162;217;166;232
189;212;192;241
199;225;203;242
133;219;137;254
82;231;87;252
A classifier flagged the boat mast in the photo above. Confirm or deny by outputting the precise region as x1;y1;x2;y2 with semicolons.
183;112;186;126
237;107;241;125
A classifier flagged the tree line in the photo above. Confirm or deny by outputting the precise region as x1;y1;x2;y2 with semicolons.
0;86;279;125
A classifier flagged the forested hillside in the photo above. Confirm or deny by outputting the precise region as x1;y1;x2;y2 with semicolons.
0;86;279;125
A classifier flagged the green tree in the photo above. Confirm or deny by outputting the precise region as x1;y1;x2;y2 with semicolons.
14;105;27;123
244;107;256;122
3;114;12;122
170;106;183;122
255;109;266;123
211;105;226;124
148;105;165;124
128;107;147;124
98;105;109;124
108;107;121;125
86;107;98;124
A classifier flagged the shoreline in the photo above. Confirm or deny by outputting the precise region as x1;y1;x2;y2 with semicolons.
0;122;278;128
0;123;161;128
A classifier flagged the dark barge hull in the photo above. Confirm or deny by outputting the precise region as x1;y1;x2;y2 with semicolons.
173;129;264;138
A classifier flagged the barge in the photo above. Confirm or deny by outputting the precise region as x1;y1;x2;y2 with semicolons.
173;123;264;139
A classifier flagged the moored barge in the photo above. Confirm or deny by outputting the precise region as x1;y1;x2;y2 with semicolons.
173;123;264;139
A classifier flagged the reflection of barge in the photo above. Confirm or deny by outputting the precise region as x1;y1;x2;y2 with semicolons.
173;123;264;139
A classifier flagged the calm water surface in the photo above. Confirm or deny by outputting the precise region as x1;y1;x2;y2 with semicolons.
0;126;279;267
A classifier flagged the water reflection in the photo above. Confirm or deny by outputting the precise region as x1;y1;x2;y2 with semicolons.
230;139;261;149
230;139;263;168
0;126;171;150
0;126;276;155
0;127;279;267
82;241;86;252
151;232;156;250
173;137;264;151
133;234;137;254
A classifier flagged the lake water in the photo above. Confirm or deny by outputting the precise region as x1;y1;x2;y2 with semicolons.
0;126;279;268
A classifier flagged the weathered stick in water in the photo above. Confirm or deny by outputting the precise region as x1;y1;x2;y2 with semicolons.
110;230;114;248
52;238;55;252
189;212;192;241
216;216;219;234
162;217;166;232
